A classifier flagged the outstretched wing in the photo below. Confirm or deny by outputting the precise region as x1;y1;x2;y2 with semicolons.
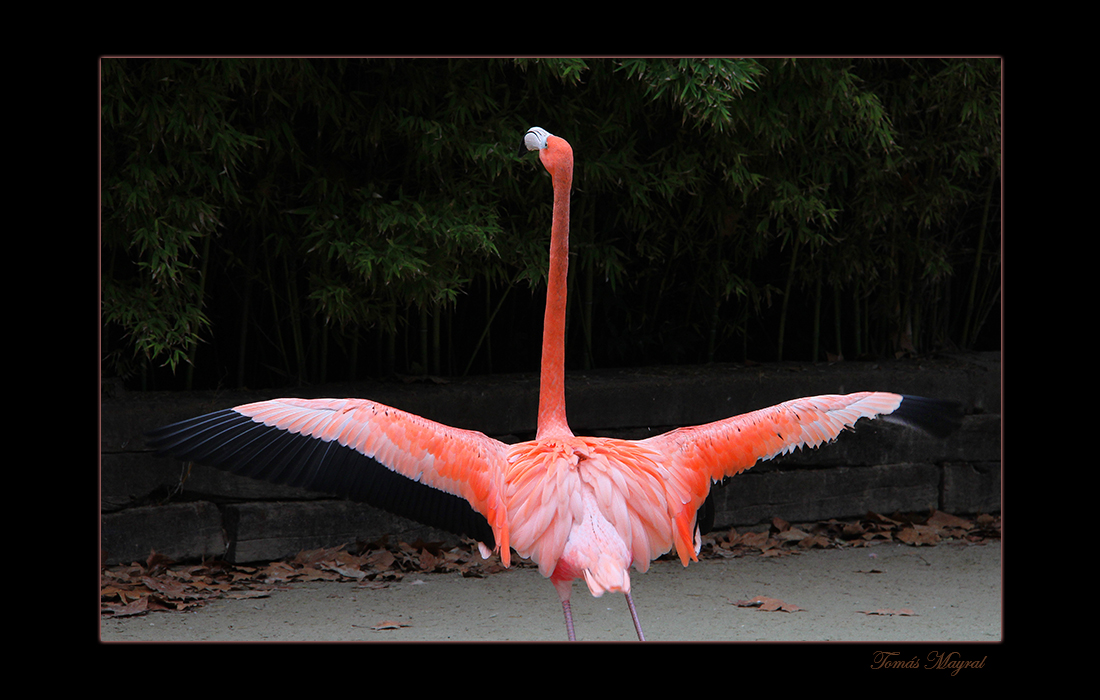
146;398;510;548
642;392;961;563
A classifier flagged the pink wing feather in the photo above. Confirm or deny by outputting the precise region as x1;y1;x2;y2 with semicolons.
236;398;508;510
642;391;906;563
147;398;511;552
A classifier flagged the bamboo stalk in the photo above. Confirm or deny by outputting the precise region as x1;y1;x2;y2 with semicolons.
777;235;800;362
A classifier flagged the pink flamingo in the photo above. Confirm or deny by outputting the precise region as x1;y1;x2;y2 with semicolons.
148;127;958;641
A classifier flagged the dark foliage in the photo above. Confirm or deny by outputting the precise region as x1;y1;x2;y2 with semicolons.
102;58;1000;391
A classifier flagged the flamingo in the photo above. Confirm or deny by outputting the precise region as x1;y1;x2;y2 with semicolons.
147;126;960;641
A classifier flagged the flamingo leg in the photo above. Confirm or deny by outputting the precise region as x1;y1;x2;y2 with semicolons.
625;592;646;641
561;600;576;641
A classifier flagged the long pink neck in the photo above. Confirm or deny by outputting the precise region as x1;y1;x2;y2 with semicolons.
536;138;573;439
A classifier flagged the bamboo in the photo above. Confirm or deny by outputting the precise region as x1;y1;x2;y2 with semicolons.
776;235;800;362
962;172;997;349
184;233;212;390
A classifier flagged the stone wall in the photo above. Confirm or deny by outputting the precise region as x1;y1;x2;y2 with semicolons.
101;354;1000;565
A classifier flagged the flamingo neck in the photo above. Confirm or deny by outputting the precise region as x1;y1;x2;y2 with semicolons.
536;136;573;440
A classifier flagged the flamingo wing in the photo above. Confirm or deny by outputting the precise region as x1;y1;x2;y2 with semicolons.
641;392;961;563
145;398;510;549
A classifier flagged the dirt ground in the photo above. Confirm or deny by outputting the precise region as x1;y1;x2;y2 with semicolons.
100;539;1000;643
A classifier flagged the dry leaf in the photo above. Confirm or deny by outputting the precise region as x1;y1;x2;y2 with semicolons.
842;522;865;538
926;510;972;530
897;524;940;546
418;549;440;571
734;595;804;612
864;511;902;526
738;531;770;548
225;590;272;600
321;562;368;580
366;549;396;569
797;534;831;549
776;528;809;543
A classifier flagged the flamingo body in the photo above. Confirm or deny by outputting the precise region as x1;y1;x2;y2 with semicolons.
147;128;960;640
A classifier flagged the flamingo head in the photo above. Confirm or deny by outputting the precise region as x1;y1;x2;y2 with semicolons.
520;126;551;155
520;127;572;182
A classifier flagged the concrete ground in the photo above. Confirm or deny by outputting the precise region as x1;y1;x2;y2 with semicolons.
100;539;1000;643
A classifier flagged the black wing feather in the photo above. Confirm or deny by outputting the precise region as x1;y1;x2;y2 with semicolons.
146;410;496;547
883;395;965;439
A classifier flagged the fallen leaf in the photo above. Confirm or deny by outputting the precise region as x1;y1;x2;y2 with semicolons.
797;535;831;549
897;524;941;546
734;595;804;612
864;511;903;527
776;528;809;543
926;510;972;530
842;522;866;538
370;620;410;630
224;590;273;600
366;550;396;569
418;549;440;571
320;562;368;580
858;608;917;616
141;576;193;599
738;531;770;549
102;596;159;617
